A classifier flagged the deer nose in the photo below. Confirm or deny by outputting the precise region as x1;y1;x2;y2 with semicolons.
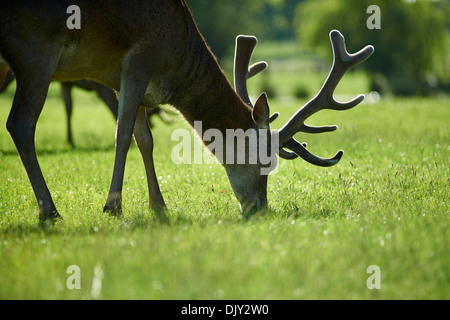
240;197;267;218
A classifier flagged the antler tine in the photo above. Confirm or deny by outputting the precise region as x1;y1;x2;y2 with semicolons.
279;30;374;144
276;30;374;166
234;35;268;108
282;138;343;166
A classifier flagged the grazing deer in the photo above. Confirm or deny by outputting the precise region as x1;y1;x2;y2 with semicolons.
0;0;373;222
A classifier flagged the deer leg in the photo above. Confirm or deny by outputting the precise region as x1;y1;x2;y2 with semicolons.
0;64;9;88
94;83;119;119
133;106;168;222
103;68;151;216
6;71;60;221
61;82;74;148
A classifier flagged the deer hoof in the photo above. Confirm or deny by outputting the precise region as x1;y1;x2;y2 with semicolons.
103;204;123;217
39;211;62;224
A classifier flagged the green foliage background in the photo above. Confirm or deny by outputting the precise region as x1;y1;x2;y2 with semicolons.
294;0;447;78
187;0;303;59
188;0;449;95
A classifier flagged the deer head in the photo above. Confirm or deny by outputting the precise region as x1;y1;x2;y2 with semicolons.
217;35;272;215
231;30;374;215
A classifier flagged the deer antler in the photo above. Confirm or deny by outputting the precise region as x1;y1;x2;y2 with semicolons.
233;31;373;166
276;30;374;166
234;35;268;108
234;35;280;124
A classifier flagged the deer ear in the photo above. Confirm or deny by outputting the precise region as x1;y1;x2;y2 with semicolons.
252;93;270;129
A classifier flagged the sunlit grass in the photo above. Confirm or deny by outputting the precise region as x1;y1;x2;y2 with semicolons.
0;75;449;299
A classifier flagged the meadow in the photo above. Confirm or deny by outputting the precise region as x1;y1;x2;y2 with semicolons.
0;51;448;299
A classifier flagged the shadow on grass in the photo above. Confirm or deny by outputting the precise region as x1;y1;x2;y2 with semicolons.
0;142;116;157
1;203;323;236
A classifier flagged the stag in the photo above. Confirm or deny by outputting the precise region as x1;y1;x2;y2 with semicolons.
0;0;373;222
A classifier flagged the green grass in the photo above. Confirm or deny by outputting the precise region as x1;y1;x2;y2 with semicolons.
0;76;449;300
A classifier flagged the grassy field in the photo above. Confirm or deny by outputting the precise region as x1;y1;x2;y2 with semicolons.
0;66;449;300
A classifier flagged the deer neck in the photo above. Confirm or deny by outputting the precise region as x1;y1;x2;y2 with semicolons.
169;38;253;137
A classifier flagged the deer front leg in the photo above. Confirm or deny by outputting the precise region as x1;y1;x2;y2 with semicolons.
60;82;75;148
7;69;60;221
133;106;168;222
103;67;152;216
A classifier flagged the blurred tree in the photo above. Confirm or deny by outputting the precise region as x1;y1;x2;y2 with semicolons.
187;0;264;60
187;0;305;60
260;0;306;40
294;0;447;95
